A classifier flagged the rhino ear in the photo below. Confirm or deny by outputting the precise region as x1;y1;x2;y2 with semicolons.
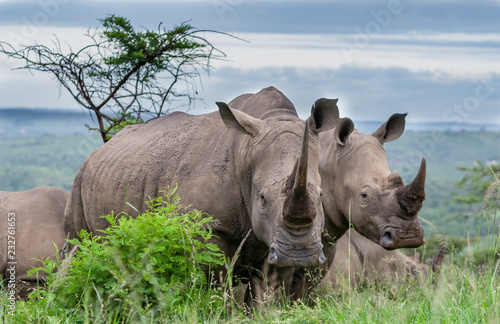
334;118;354;146
307;98;339;133
217;102;262;136
372;113;407;144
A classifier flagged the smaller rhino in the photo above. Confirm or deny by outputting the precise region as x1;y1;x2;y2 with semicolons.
321;229;445;290
320;113;426;253
0;186;68;298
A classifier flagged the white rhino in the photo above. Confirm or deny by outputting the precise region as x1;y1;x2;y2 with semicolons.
321;229;445;290
319;113;426;267
0;186;68;298
227;94;428;300
63;87;339;298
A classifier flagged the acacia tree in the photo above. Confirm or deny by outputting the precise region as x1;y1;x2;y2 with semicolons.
0;15;226;142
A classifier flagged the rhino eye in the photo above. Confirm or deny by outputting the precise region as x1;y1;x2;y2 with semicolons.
258;193;267;208
360;189;371;206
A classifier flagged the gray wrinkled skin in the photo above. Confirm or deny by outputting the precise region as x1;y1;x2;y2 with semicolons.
63;87;339;294
226;89;342;302
319;114;426;272
321;229;430;290
245;112;428;301
0;186;68;298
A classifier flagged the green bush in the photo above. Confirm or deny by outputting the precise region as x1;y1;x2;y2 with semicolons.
21;188;226;323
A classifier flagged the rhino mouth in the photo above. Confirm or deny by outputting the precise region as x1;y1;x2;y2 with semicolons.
268;241;326;268
380;227;425;250
267;225;325;267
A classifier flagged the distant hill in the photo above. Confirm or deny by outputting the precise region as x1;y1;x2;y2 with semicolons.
0;108;97;138
354;120;500;134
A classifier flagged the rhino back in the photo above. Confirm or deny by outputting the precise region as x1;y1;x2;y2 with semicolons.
232;86;297;118
323;229;430;288
0;186;68;280
65;111;251;249
350;229;430;281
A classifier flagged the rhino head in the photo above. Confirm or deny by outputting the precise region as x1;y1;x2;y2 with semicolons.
320;113;425;250
217;98;339;268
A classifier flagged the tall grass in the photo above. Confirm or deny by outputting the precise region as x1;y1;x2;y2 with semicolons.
1;182;499;323
2;260;499;323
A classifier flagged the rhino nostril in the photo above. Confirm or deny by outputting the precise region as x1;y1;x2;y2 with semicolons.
268;248;278;265
381;232;393;247
319;251;326;265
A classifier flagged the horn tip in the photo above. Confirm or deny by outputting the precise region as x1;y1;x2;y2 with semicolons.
420;157;427;175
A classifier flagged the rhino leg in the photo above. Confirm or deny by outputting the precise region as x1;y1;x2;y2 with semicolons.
288;266;326;304
245;261;300;308
245;259;280;308
245;261;309;309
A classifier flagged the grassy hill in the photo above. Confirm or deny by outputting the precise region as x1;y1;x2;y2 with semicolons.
0;108;102;190
0;134;102;191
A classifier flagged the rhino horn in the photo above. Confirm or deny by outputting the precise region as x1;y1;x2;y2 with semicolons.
396;158;426;216
293;121;309;199
283;122;314;226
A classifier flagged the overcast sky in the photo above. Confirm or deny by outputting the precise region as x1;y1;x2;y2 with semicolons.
0;0;499;123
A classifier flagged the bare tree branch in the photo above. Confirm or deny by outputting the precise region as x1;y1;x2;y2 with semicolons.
0;15;231;142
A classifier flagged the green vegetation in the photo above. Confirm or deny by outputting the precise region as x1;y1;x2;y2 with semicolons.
1;188;498;323
4;189;226;323
452;161;500;225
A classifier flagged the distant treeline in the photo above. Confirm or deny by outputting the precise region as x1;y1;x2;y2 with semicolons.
0;108;97;138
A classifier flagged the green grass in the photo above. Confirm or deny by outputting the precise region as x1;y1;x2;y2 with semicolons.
1;198;498;323
1;189;229;323
0;121;499;322
3;257;498;323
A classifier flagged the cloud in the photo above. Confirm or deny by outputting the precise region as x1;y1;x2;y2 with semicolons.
1;49;499;124
0;0;498;35
193;65;500;124
209;32;500;78
0;1;498;126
